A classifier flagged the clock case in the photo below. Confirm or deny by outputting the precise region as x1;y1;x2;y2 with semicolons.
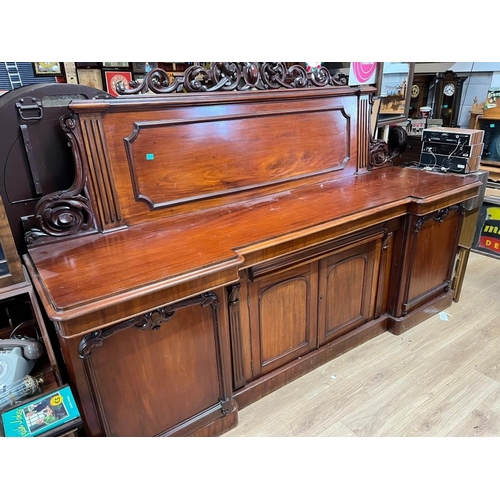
408;74;434;119
431;70;468;128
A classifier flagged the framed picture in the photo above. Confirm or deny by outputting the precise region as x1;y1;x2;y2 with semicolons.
32;62;63;77
77;68;104;90
379;95;407;115
104;70;133;97
75;62;101;68
131;62;156;74
102;62;129;68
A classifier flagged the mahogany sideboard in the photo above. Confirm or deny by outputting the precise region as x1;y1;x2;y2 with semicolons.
20;66;483;437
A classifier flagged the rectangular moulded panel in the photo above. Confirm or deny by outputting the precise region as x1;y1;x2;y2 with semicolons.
124;108;350;210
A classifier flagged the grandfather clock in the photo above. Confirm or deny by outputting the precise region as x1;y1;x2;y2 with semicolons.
432;70;467;128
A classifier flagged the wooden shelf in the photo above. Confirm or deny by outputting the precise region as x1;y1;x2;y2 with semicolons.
0;266;63;393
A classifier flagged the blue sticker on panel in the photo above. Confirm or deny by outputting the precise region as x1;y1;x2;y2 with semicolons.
146;153;155;160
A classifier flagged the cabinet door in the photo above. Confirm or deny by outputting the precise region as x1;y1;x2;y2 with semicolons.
401;206;463;315
318;239;381;346
248;262;318;378
65;292;235;437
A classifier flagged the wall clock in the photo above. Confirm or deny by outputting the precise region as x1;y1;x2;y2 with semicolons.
411;84;420;98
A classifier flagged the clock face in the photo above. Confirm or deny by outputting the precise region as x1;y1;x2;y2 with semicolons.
411;84;420;98
444;83;455;96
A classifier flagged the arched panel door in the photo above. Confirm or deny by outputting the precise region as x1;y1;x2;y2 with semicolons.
248;262;318;378
318;239;381;346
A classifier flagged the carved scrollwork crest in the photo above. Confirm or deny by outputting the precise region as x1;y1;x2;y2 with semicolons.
24;113;95;244
116;63;347;95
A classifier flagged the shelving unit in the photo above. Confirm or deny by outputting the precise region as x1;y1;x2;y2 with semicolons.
1;193;63;410
0;266;62;391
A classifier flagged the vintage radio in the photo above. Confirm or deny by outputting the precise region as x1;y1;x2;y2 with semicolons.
418;126;484;174
422;127;484;146
419;152;481;174
421;141;484;158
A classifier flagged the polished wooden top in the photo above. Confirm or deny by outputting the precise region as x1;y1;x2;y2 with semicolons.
25;166;481;322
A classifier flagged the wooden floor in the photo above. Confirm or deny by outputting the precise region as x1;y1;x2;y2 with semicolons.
223;250;500;437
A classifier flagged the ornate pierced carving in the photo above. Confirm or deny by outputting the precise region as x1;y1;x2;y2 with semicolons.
78;292;219;358
116;63;347;95
24;113;95;244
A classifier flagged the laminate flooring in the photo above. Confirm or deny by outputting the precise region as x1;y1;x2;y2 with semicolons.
223;250;500;437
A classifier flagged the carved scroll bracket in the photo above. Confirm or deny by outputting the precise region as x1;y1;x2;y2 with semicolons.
369;138;390;168
23;113;95;245
116;63;347;96
369;125;408;169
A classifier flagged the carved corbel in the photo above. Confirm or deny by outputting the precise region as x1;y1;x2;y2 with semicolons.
369;125;408;169
23;113;95;244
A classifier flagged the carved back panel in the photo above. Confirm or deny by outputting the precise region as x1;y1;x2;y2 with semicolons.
67;87;374;233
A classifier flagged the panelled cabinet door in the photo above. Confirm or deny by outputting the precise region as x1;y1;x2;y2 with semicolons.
318;239;382;346
402;206;463;315
73;292;234;437
248;262;318;378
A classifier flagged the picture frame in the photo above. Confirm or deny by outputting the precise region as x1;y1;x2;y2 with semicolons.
131;62;156;74
77;68;104;90
376;62;415;125
32;62;63;77
102;62;129;68
75;62;101;68
104;70;133;97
